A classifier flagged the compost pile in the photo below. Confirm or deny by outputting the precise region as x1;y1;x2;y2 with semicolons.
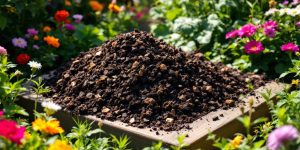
48;30;265;131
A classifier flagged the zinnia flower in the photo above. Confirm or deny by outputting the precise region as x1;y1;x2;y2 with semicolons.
281;42;300;52
0;110;4;117
244;40;265;54
296;22;300;27
109;3;121;13
267;125;299;150
230;135;243;149
226;29;239;39
64;24;75;31
16;53;30;65
48;140;72;150
43;26;52;32
292;79;299;86
44;36;60;48
28;61;42;70
0;119;25;145
12;37;27;48
54;10;70;22
89;1;104;11
73;14;83;23
238;24;257;37
42;101;61;115
0;46;7;55
27;28;38;36
32;118;64;135
265;8;278;16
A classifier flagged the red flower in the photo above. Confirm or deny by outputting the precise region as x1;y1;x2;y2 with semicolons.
54;10;70;22
0;119;26;145
16;53;30;65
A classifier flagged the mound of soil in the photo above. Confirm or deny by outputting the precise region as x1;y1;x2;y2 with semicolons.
47;30;265;131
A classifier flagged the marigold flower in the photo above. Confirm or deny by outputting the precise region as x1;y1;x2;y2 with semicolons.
89;1;104;11
44;36;60;48
24;131;31;140
244;40;265;54
33;35;39;41
43;26;52;32
65;0;71;6
291;79;299;86
0;46;7;55
230;135;243;149
269;0;277;8
48;140;72;150
267;125;299;150
16;53;30;65
54;10;70;22
238;24;257;37
0;119;25;145
109;3;121;13
281;42;299;52
32;118;64;135
12;37;27;49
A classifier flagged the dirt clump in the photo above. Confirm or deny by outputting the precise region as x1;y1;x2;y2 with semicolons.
47;30;265;131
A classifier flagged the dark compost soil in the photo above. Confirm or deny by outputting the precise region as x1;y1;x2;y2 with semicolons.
46;30;265;131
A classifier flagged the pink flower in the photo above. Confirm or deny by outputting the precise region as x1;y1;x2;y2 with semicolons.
226;29;239;39
73;14;83;23
244;40;265;54
0;46;7;55
12;37;27;49
238;24;257;37
0;110;3;117
296;22;300;27
27;28;38;36
282;0;289;5
263;21;277;38
33;45;39;50
281;42;300;52
0;119;25;145
267;125;299;150
64;24;75;31
292;0;300;5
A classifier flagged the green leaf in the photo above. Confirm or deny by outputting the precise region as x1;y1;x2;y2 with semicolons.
4;104;29;116
0;15;7;30
166;8;182;21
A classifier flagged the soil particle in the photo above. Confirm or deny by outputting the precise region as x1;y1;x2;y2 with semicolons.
47;30;265;131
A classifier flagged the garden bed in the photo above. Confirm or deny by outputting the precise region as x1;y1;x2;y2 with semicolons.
19;81;284;149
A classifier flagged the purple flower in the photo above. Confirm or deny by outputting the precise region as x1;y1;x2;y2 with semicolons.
267;125;299;150
238;24;257;37
281;42;300;52
244;40;265;54
263;21;277;38
0;46;7;55
64;24;75;31
282;0;289;5
12;37;27;49
296;22;300;27
292;0;300;5
226;29;239;39
27;28;38;36
33;45;39;50
73;14;83;23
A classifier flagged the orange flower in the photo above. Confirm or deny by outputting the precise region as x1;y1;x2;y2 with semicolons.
108;3;121;13
89;1;104;11
43;26;52;32
33;35;39;41
65;0;71;6
48;140;72;150
54;10;69;22
32;118;64;135
44;36;60;48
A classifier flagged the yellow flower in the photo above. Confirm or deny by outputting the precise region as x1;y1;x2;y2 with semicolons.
230;135;243;149
32;118;64;135
108;3;121;13
44;36;60;48
43;26;52;32
65;0;71;6
269;0;277;8
24;131;32;140
89;1;104;11
292;79;299;86
48;140;72;150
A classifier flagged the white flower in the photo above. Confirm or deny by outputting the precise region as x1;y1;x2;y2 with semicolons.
14;70;23;76
287;8;300;16
42;101;61;112
265;8;278;16
279;8;290;16
28;61;42;70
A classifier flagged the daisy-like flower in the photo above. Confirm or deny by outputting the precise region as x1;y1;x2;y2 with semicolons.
279;8;290;16
238;24;257;37
73;14;83;23
28;61;42;70
265;8;278;16
244;40;265;54
281;42;300;52
14;70;23;77
267;125;299;150
42;101;61;115
287;8;300;16
12;37;27;49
